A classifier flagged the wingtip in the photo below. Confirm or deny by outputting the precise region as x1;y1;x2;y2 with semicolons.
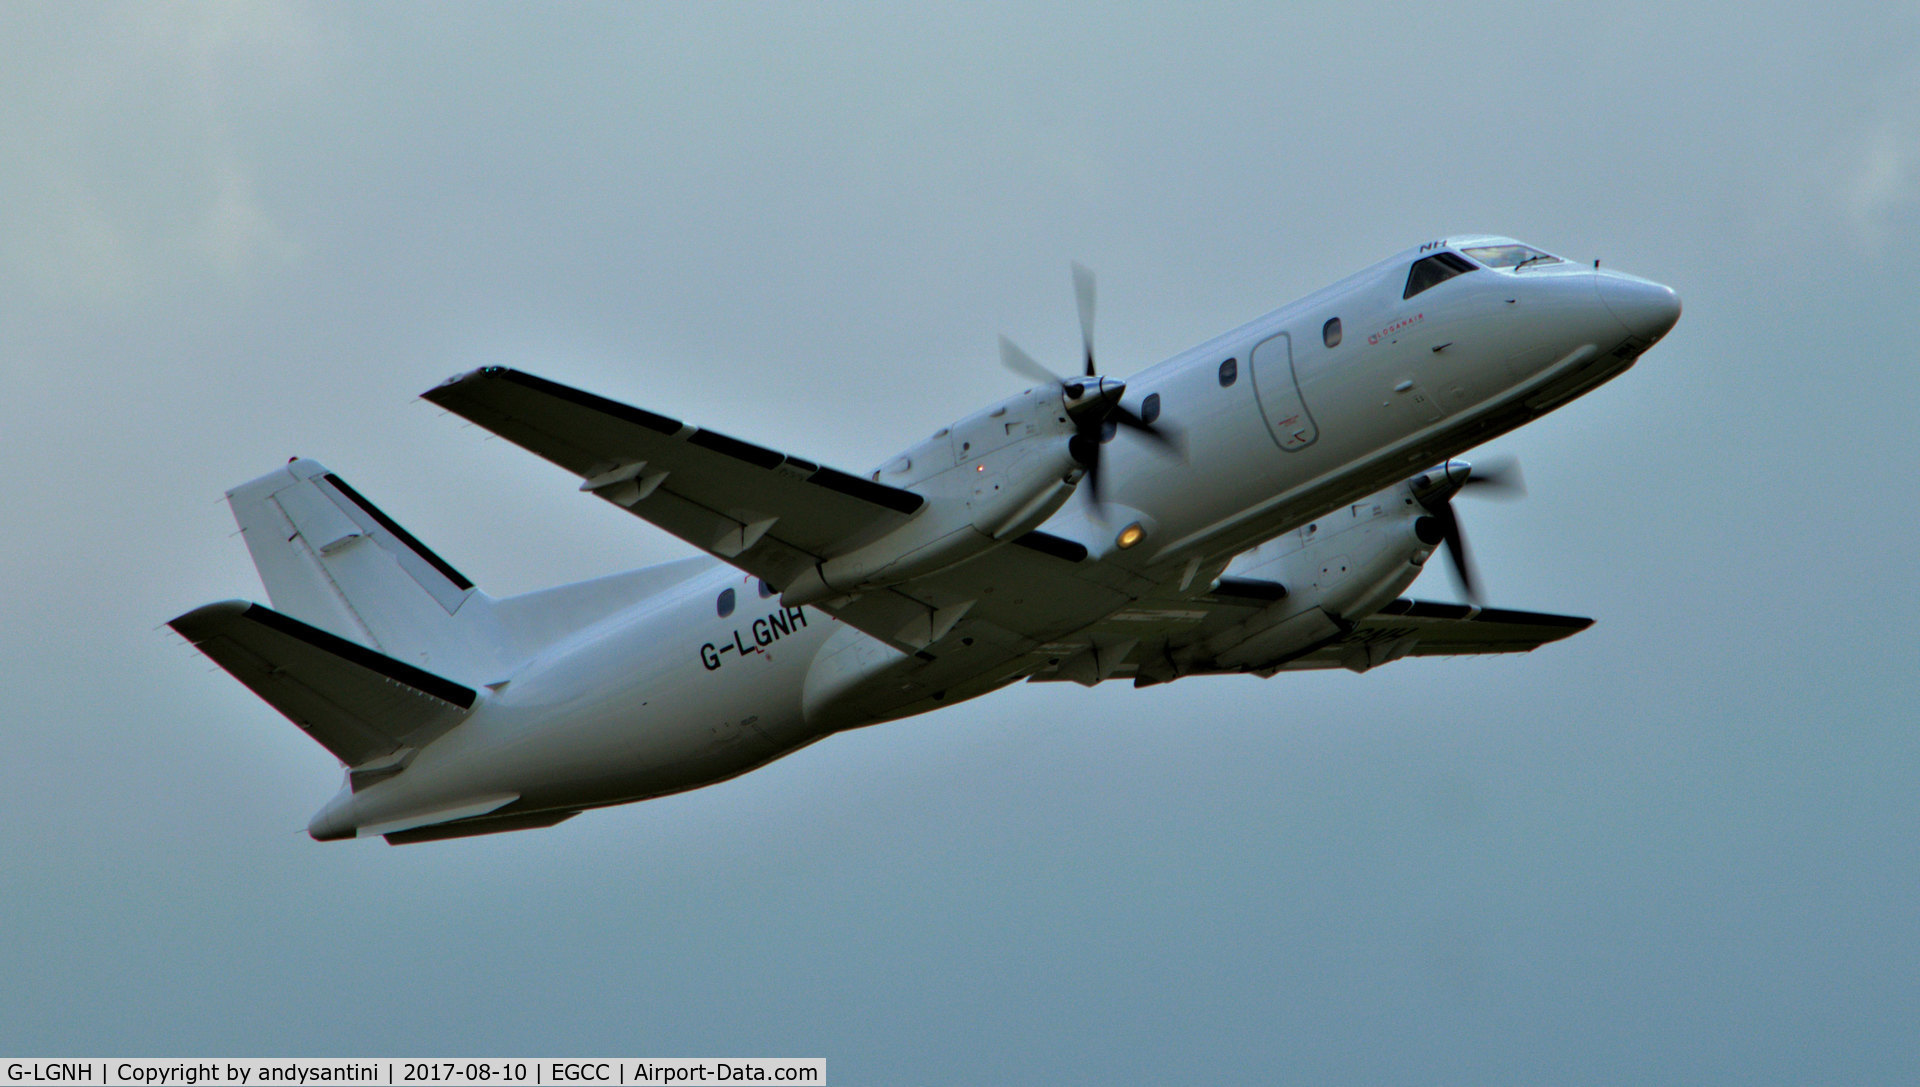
423;366;511;402
167;599;255;640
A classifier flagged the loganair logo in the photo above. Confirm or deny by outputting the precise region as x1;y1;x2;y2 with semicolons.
1369;312;1424;345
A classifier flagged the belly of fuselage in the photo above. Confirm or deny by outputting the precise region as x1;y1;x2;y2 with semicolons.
365;573;842;820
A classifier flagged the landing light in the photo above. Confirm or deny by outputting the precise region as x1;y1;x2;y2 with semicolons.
1116;523;1145;549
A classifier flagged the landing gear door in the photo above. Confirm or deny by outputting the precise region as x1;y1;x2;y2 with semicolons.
1252;331;1318;451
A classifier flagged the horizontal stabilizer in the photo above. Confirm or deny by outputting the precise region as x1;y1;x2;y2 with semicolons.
170;600;477;767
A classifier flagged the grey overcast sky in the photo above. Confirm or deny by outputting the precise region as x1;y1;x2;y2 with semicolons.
4;2;1918;1081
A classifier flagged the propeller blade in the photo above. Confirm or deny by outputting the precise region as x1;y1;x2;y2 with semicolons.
1109;404;1181;453
1072;261;1097;377
1000;264;1166;512
1067;428;1113;514
999;335;1061;387
1460;455;1526;498
1430;500;1481;605
1067;430;1104;508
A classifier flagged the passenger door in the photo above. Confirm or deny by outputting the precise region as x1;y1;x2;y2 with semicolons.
1250;331;1318;451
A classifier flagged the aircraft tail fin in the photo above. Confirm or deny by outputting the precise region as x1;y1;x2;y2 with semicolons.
196;460;715;775
169;600;476;767
225;459;503;681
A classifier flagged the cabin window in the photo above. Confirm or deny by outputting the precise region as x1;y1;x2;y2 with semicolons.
757;579;775;598
1323;317;1342;348
716;588;736;618
1218;358;1238;386
1403;251;1477;299
1140;392;1161;424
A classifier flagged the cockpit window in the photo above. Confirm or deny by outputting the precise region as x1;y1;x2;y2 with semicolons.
1462;244;1563;271
1403;251;1477;299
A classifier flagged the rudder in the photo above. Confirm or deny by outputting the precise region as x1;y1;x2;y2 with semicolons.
227;459;498;681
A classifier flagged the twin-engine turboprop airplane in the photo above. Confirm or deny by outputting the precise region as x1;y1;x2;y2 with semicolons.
171;236;1679;843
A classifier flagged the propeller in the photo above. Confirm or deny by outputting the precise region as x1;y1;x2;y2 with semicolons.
1411;457;1526;605
999;263;1178;508
1073;261;1098;378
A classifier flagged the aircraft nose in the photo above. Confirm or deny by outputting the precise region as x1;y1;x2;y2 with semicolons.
1596;272;1681;343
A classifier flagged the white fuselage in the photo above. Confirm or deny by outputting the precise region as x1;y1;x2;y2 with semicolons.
310;237;1679;839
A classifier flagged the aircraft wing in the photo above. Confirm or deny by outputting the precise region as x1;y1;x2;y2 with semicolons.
426;368;1167;669
424;368;925;593
1027;597;1593;683
1264;599;1593;673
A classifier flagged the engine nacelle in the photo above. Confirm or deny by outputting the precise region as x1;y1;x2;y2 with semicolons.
781;385;1082;607
1198;478;1442;673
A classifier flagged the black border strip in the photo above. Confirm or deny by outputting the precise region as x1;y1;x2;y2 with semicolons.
807;467;925;514
322;474;475;591
242;604;477;709
688;427;787;469
486;368;684;435
1011;530;1088;563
